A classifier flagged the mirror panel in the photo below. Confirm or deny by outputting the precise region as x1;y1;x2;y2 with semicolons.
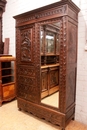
46;31;55;54
40;22;61;108
41;29;44;54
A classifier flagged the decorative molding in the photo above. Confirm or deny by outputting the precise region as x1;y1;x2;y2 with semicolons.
59;16;67;112
68;8;77;20
18;98;64;126
16;5;67;25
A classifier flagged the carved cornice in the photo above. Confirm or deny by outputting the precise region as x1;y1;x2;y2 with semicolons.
16;5;67;25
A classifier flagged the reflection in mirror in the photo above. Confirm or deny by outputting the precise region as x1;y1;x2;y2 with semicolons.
40;29;44;54
46;31;55;54
40;22;60;108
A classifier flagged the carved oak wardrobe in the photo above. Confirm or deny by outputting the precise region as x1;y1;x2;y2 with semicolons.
14;0;80;129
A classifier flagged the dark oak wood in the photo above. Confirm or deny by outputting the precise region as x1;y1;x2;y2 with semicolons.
14;0;80;129
0;55;16;106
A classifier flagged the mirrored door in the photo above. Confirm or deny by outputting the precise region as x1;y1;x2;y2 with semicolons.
40;22;61;108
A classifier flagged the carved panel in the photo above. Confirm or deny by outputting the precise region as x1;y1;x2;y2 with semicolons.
16;64;40;103
17;65;35;77
66;67;76;109
17;75;39;103
20;28;32;62
68;22;77;63
65;21;77;109
16;24;36;65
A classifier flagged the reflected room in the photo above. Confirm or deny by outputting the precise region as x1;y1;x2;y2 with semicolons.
40;22;61;108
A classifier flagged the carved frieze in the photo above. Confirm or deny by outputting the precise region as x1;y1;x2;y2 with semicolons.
16;5;67;25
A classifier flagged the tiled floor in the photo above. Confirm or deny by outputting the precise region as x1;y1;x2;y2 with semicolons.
0;100;87;130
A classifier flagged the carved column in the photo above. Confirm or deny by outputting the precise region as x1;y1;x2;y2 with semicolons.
0;0;7;54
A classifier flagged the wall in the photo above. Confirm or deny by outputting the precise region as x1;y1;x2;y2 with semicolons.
3;0;87;125
74;0;87;125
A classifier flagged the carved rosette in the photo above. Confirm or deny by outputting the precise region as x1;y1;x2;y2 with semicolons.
59;16;67;112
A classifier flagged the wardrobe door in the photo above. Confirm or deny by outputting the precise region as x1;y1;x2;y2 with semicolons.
16;24;40;103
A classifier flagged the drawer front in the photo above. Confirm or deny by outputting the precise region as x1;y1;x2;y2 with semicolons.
3;84;15;99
